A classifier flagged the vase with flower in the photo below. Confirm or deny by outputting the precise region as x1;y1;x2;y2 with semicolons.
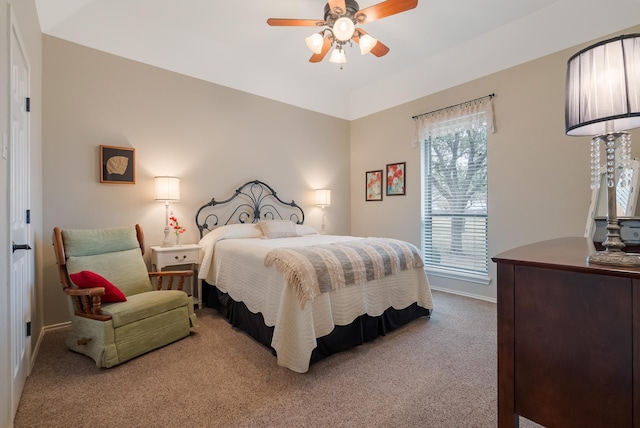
169;216;186;246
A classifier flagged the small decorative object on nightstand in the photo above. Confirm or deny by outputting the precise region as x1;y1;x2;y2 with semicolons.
151;244;202;309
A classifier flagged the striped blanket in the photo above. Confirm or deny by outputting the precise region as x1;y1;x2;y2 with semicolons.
264;238;424;307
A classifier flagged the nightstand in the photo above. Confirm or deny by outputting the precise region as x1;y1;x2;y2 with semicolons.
151;244;202;309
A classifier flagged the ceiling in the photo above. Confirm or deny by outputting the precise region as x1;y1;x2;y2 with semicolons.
35;0;640;120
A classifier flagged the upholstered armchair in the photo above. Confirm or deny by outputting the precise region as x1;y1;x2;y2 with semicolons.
52;224;198;368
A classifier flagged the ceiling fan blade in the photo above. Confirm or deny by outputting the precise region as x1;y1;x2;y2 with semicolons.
355;0;418;24
353;29;390;57
267;18;325;27
309;36;333;63
369;40;389;57
328;0;347;15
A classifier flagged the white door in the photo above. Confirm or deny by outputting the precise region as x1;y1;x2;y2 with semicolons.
9;11;32;420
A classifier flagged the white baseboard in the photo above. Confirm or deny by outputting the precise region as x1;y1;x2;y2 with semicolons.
29;329;43;375
28;322;71;376
44;321;71;332
430;286;497;304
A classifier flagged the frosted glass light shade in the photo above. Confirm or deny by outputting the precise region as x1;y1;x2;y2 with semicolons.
359;34;378;55
315;189;331;207
329;48;347;64
154;176;180;201
566;33;640;136
332;17;355;41
305;33;324;54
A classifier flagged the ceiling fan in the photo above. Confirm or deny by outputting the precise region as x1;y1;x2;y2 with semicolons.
267;0;418;66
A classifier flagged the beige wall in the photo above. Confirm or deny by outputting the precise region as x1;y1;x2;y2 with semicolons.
0;0;42;425
42;36;351;326
350;24;640;301
40;26;640;316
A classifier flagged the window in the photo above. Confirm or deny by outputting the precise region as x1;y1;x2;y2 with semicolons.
415;97;493;280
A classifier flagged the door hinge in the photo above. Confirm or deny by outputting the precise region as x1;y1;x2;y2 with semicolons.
26;321;31;337
26;209;30;224
26;97;30;112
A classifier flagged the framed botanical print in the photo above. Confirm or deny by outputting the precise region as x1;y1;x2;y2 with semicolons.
100;145;135;184
386;162;406;196
365;170;383;201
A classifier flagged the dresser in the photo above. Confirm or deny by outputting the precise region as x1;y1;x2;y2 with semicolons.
493;237;640;427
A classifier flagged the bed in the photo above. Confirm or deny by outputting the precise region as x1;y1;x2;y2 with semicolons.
196;180;434;372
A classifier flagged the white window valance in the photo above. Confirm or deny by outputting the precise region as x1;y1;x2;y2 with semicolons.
413;95;496;148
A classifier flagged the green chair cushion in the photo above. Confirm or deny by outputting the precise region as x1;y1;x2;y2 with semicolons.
100;290;191;328
67;248;152;296
62;226;140;257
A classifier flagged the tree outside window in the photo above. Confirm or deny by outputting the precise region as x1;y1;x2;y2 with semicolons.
422;114;488;275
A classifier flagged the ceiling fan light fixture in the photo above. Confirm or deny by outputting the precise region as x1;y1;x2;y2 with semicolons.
359;34;378;55
332;17;355;41
267;0;418;64
305;32;324;54
329;47;347;64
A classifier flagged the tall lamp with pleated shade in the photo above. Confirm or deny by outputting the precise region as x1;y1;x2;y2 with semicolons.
155;176;180;247
565;33;640;266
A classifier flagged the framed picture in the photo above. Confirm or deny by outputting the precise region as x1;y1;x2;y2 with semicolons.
100;145;135;184
386;162;406;196
365;170;383;201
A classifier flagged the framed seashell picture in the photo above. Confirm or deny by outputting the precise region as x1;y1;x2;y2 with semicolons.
99;145;135;184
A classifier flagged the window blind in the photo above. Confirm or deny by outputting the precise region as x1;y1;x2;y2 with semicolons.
421;113;489;276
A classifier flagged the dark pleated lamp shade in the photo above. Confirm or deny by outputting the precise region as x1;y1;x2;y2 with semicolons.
565;34;640;136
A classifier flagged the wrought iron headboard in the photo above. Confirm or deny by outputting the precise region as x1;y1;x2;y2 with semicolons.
195;180;305;238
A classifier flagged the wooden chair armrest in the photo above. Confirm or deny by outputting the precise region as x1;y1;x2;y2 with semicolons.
149;270;194;278
149;270;194;291
64;286;105;297
63;287;111;321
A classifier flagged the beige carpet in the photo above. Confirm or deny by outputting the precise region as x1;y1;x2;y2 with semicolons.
14;291;541;427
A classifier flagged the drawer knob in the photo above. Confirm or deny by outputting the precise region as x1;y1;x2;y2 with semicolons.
174;255;187;261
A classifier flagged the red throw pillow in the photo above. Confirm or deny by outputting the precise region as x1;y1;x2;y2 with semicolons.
69;270;127;303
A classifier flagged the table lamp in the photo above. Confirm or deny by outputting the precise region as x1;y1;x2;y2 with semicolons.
565;33;640;266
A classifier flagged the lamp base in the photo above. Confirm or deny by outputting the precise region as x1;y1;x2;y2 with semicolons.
588;222;640;266
585;131;636;267
161;227;172;247
588;250;640;267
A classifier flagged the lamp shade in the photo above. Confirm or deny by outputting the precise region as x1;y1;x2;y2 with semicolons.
154;176;180;201
359;34;378;55
566;33;640;136
305;33;324;54
332;17;355;42
329;47;347;64
315;189;331;207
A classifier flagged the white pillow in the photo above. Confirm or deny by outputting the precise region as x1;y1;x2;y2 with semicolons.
295;224;319;235
258;220;299;239
198;223;263;248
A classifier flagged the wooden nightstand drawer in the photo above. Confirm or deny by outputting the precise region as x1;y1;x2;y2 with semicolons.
156;248;199;265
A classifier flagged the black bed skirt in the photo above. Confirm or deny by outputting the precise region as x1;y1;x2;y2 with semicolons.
202;281;431;365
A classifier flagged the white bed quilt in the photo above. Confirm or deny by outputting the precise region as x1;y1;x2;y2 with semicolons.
198;225;434;373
